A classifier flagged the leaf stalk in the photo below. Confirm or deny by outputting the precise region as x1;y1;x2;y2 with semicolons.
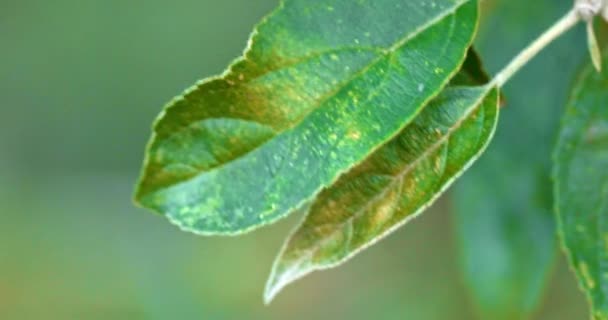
492;10;581;87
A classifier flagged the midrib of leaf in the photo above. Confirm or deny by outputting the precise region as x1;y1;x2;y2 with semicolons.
242;46;384;81
299;86;493;259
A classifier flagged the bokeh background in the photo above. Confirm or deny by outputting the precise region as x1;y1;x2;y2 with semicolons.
0;0;595;319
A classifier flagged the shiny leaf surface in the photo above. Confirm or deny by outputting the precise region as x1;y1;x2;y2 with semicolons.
135;0;479;235
453;1;587;318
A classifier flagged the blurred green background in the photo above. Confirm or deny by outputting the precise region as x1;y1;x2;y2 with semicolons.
0;1;592;319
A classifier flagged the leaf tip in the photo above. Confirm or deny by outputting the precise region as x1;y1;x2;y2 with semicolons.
263;283;279;305
263;269;288;305
264;265;294;304
264;252;314;304
131;181;164;217
132;183;145;207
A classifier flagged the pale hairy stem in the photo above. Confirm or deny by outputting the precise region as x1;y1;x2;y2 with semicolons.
492;9;582;87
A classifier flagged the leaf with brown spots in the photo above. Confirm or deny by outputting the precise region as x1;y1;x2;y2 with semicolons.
134;0;480;235
265;73;500;302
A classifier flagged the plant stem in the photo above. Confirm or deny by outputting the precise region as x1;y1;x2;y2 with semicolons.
492;10;582;87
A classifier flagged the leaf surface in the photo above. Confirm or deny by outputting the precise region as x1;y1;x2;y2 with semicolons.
135;0;479;235
554;51;608;320
265;71;500;302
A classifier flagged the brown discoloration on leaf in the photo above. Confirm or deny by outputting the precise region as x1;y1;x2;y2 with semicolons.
135;0;480;237
266;85;500;302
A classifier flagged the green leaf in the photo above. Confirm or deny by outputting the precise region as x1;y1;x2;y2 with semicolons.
453;1;587;318
134;0;479;235
265;75;500;302
554;51;608;320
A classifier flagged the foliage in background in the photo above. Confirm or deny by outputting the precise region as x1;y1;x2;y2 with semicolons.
454;1;586;319
555;50;608;320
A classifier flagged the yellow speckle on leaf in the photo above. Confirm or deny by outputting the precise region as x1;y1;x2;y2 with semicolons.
372;192;397;229
347;130;361;140
579;262;596;289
